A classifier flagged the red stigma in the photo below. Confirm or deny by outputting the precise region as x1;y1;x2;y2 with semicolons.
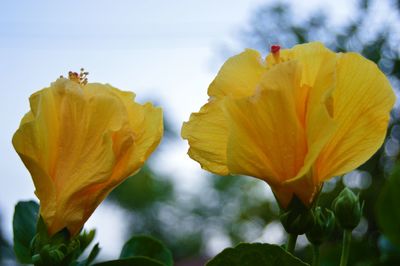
271;45;281;54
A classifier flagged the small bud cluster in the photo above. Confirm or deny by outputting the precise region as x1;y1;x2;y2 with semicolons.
280;187;362;247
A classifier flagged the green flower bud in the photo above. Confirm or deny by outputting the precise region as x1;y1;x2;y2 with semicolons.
306;207;335;246
332;187;362;230
48;248;65;263
280;196;314;235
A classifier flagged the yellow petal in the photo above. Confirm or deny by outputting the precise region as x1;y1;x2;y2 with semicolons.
12;81;65;228
13;78;163;236
284;43;338;185
315;53;396;181
181;100;229;175
125;101;163;173
224;60;307;185
271;174;320;209
267;42;336;86
90;84;164;182
46;81;127;234
208;49;267;99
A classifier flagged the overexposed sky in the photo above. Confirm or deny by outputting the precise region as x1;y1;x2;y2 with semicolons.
0;0;362;259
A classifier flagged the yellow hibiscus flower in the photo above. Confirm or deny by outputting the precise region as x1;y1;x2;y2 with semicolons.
182;42;395;208
13;70;163;236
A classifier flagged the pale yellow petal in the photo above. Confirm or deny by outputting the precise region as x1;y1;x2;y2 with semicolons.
224;61;307;184
315;53;396;181
208;49;267;99
181;100;229;175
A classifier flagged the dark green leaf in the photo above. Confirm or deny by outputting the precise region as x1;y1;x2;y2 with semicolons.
93;256;164;266
86;243;100;265
376;164;400;247
13;200;39;264
206;243;309;266
120;236;173;266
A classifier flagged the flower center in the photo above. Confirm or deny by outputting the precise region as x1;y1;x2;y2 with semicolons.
60;68;89;85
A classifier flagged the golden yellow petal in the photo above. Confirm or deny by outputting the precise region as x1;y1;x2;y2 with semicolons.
106;85;164;180
49;82;129;234
181;100;229;175
54;83;124;190
12;82;65;228
224;61;307;184
283;43;338;185
271;174;320;209
208;49;267;99
315;53;396;181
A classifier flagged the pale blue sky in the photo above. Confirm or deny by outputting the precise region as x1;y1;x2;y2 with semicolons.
0;0;361;259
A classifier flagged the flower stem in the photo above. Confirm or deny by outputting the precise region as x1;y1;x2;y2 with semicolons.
339;229;352;266
286;233;298;254
312;244;320;266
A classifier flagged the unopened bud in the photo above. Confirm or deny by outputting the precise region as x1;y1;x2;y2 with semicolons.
306;207;335;245
332;187;362;230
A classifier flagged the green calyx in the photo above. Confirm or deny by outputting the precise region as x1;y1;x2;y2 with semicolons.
306;207;335;246
280;196;314;235
31;217;96;266
332;187;362;230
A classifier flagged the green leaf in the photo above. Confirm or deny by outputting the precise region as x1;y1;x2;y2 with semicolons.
376;164;400;247
206;243;309;266
85;243;101;265
77;230;97;255
13;200;39;264
119;235;173;266
93;257;164;266
75;243;101;266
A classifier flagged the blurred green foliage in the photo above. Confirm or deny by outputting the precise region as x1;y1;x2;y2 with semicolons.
0;213;15;264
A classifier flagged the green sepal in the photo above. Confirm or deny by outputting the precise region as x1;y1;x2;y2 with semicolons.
75;243;100;266
13;200;40;264
119;235;173;266
206;243;309;266
77;230;97;256
332;187;362;230
32;217;97;266
279;196;314;235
